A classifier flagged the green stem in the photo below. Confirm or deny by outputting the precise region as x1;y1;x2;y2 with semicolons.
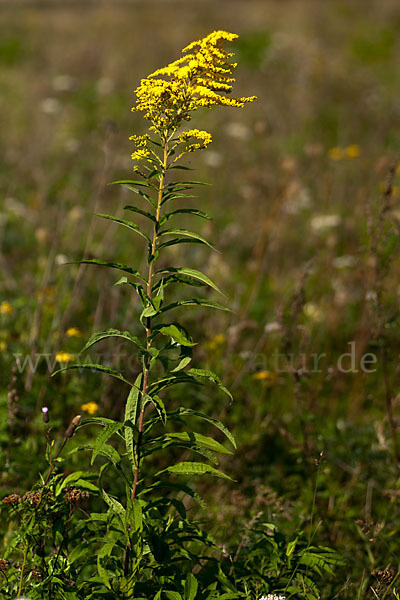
17;541;29;597
131;135;169;500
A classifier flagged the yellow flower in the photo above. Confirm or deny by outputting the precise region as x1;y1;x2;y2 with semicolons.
131;30;256;136
207;333;226;351
252;370;277;382
345;144;360;158
0;301;13;315
0;340;7;351
81;402;99;415
66;327;82;338
396;164;400;174
328;147;344;161
55;351;75;363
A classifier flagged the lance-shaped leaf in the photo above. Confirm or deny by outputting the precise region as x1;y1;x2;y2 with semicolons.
161;208;210;225
80;329;145;354
69;259;146;283
139;480;206;507
124;204;156;222
166;408;236;449
96;213;150;242
152;322;196;347
114;277;147;306
156;461;232;480
160;298;230;315
158;228;215;250
124;373;143;465
171;345;192;372
144;393;167;425
91;421;123;465
155;267;223;295
187;368;232;401
52;363;132;386
143;439;218;464
111;179;156;190
147;432;232;457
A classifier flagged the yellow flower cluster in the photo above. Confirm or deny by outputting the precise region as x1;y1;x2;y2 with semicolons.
0;301;13;315
130;134;151;161
131;30;256;133
170;129;213;162
329;145;361;161
81;401;99;415
55;351;75;363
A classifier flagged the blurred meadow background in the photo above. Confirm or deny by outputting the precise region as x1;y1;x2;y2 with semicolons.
1;0;400;597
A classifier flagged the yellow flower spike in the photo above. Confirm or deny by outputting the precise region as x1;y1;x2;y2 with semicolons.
345;144;361;159
66;327;82;338
131;30;256;144
0;301;14;315
55;351;75;363
81;402;99;415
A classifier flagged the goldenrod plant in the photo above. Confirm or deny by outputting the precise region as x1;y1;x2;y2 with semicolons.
0;31;341;600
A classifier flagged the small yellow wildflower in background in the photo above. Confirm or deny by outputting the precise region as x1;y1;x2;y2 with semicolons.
81;402;99;415
328;147;344;161
0;341;7;352
252;370;277;382
66;327;82;338
207;333;226;351
329;145;361;160
55;351;75;363
345;144;361;158
0;301;13;315
303;302;323;321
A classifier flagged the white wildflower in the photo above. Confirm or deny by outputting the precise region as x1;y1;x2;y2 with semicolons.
311;214;341;231
40;97;61;115
225;121;251;140
264;321;281;333
333;255;356;269
259;595;286;600
96;77;114;95
203;150;223;168
52;74;74;92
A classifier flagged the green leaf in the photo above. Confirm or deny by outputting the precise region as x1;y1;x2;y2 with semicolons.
139;480;206;507
165;592;183;600
97;542;114;589
162;208;211;224
171;345;193;372
92;422;123;465
69;259;145;282
185;574;198;600
157;461;232;480
125;373;143;465
152;322;196;347
155;267;224;295
158;228;215;250
111;179;156;189
52;363;132;386
157;238;204;252
80;329;144;354
160;298;230;314
167;408;236;449
187;368;232;401
166;432;232;455
96;213;150;242
124;204;156;222
144;393;167;425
